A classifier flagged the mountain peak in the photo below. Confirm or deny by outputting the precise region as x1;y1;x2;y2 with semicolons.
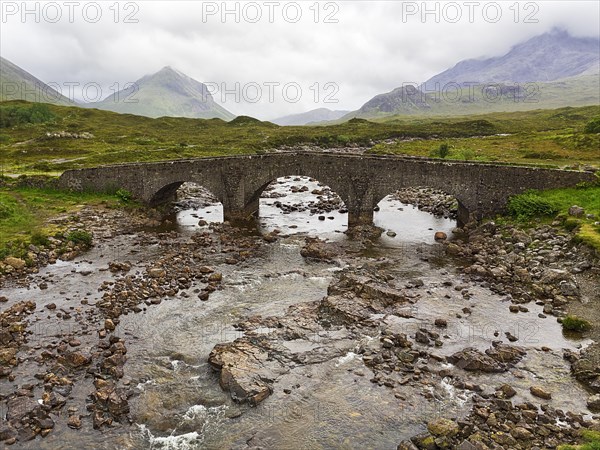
423;29;599;87
91;66;235;121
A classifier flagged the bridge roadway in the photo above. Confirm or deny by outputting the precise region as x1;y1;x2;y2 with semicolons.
58;152;596;226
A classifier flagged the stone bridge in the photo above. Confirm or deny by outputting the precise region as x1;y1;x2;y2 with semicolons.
58;152;596;226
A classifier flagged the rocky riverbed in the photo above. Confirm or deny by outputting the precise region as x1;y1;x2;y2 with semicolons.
1;178;599;449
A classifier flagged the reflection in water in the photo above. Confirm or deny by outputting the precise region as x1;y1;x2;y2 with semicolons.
375;198;456;246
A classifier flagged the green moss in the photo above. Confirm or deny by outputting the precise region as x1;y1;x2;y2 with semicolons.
562;315;592;332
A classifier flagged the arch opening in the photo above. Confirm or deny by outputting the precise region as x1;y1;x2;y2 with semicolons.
374;187;460;245
149;182;224;231
256;176;348;237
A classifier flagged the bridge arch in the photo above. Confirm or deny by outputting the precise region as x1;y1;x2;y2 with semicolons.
372;187;470;227
237;169;352;222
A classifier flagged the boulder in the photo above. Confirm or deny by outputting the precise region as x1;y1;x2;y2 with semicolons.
587;394;600;412
568;205;585;217
448;348;506;373
530;385;552;400
208;339;283;406
427;418;459;437
4;257;26;270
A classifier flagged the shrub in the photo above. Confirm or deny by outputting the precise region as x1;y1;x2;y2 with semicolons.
564;218;581;231
584;117;600;134
116;189;132;203
30;232;50;247
458;149;475;161
430;143;450;159
65;230;93;247
438;143;450;158
0;201;14;219
506;191;559;220
0;103;55;128
562;315;592;332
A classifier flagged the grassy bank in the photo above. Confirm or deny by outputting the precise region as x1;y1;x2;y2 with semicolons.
0;101;598;174
0;185;128;259
369;107;600;168
559;430;600;450
503;182;600;252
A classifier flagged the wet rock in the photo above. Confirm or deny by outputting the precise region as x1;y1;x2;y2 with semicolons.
485;343;526;365
448;348;506;373
497;384;517;399
0;424;17;442
410;433;437;450
434;318;448;328
397;441;419;450
67;415;82;429
208;272;223;283
530;385;552;400
587;394;600;412
427;418;459;437
300;237;335;261
6;396;40;421
559;280;579;297
61;351;92;368
4;257;26;270
148;268;166;279
434;232;448;241
449;344;525;373
511;426;534;440
103;319;117;333
209;339;283;406
108;261;132;273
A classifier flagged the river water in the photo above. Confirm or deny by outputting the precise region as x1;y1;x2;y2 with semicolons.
1;177;592;450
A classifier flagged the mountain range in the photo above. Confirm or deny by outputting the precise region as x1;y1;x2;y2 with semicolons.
344;29;599;120
1;29;598;122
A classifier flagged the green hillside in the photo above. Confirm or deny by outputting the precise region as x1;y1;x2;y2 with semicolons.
0;101;598;174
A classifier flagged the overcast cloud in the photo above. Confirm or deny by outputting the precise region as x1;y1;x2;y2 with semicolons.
1;1;599;119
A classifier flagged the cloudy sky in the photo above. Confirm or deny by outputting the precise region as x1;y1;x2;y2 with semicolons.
1;1;599;119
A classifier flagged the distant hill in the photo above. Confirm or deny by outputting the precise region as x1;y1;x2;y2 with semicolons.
346;29;600;120
0;56;73;105
89;66;235;121
271;108;350;126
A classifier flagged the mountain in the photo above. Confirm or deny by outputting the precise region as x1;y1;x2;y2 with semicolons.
90;66;235;121
0;56;73;105
346;29;600;119
423;29;599;89
271;108;350;126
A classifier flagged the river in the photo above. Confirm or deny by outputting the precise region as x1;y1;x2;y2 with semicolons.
0;177;592;449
